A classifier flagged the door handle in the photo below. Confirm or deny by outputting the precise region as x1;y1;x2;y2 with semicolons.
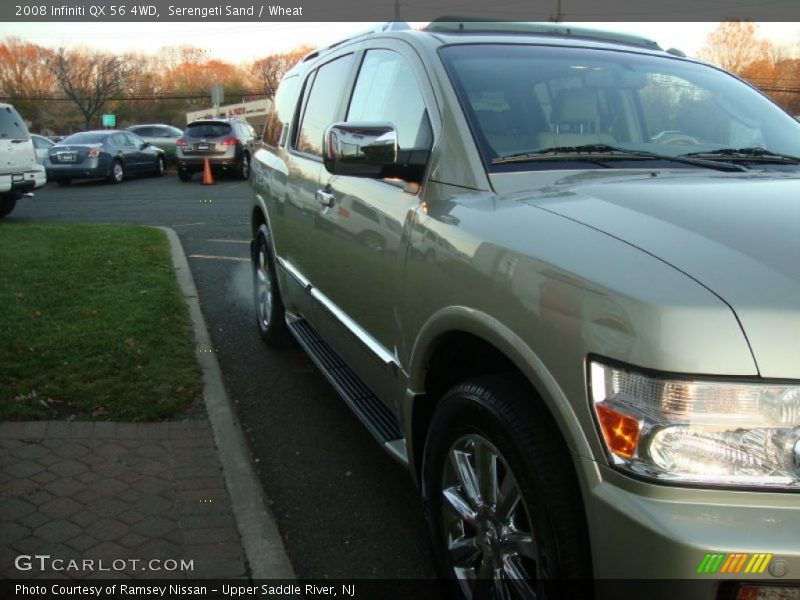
316;189;335;208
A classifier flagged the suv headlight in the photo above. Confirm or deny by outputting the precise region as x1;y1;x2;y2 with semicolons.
589;359;800;489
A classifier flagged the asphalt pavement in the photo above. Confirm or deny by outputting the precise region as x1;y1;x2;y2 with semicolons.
8;173;438;580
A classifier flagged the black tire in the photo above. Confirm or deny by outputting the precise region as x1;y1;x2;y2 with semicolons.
422;375;592;599
252;223;288;345
0;195;17;218
108;160;124;184
238;152;251;180
154;155;166;177
57;178;72;186
178;170;193;182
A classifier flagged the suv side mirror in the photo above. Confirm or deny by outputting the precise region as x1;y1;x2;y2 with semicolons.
323;122;399;178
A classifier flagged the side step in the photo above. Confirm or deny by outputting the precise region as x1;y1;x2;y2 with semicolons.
287;318;403;445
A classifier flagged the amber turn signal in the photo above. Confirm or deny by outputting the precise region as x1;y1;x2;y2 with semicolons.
595;403;641;459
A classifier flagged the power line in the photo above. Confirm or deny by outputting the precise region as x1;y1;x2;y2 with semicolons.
0;90;269;101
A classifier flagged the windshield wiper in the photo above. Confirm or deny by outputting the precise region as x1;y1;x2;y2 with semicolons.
680;147;800;165
492;144;746;172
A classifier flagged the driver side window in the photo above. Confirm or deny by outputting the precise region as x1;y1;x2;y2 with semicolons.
124;133;142;147
347;49;432;153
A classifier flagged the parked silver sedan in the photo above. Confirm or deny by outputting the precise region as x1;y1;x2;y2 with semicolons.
126;124;183;163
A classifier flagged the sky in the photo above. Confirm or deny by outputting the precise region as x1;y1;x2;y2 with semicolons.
1;21;798;63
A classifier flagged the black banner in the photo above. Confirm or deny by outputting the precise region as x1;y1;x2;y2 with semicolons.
4;579;800;600
4;0;800;22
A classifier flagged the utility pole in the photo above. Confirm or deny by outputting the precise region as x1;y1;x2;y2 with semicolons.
551;0;562;22
394;0;400;20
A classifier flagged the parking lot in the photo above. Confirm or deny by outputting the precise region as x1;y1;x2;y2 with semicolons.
8;173;437;580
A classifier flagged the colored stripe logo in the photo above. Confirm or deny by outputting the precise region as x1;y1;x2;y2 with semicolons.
697;553;773;574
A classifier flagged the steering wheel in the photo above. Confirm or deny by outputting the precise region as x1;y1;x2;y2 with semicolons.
652;131;700;146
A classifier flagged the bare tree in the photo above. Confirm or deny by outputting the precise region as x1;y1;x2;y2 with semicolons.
698;21;770;75
251;46;312;97
49;47;133;129
0;37;56;130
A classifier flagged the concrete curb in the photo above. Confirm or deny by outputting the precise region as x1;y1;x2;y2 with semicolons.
158;226;295;580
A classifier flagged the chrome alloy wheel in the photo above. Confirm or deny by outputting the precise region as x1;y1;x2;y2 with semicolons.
255;245;273;329
441;434;542;600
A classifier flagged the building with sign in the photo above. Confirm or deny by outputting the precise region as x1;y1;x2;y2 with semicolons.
186;99;272;133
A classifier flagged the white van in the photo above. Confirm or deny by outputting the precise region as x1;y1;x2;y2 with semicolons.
1;102;46;217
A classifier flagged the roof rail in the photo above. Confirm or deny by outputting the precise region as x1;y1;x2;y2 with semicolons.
424;19;662;51
302;22;411;62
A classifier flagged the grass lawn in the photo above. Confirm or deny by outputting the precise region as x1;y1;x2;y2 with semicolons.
0;223;202;421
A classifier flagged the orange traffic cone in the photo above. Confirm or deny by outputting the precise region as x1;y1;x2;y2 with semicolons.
201;158;215;185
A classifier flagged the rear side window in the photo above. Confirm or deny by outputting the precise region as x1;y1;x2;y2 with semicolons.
0;105;29;140
185;122;232;138
265;74;299;147
294;55;354;156
130;126;155;137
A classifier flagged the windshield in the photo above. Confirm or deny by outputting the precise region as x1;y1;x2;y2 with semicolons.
439;44;800;170
61;133;108;144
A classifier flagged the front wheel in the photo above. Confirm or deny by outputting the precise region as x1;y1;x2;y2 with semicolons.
108;160;124;184
422;375;592;599
252;223;287;345
154;155;165;177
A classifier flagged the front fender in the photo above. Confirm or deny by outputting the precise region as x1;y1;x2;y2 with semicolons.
405;305;594;461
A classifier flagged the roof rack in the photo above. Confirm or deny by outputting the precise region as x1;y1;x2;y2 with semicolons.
424;19;662;51
302;22;411;62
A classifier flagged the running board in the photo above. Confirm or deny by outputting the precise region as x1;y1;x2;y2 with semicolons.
286;318;405;451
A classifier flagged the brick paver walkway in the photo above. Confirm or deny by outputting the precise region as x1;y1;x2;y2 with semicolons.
0;421;248;580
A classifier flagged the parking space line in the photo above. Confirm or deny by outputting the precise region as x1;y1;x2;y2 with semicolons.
188;254;249;263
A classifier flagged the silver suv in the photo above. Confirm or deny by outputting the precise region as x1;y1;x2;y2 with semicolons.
177;118;259;181
249;22;800;596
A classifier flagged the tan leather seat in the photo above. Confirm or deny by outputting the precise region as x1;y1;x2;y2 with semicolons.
537;88;614;149
474;109;538;156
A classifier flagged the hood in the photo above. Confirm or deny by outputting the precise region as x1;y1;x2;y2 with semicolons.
508;169;800;379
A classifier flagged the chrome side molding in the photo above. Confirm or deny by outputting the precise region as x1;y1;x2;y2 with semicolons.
277;256;311;290
276;256;400;374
